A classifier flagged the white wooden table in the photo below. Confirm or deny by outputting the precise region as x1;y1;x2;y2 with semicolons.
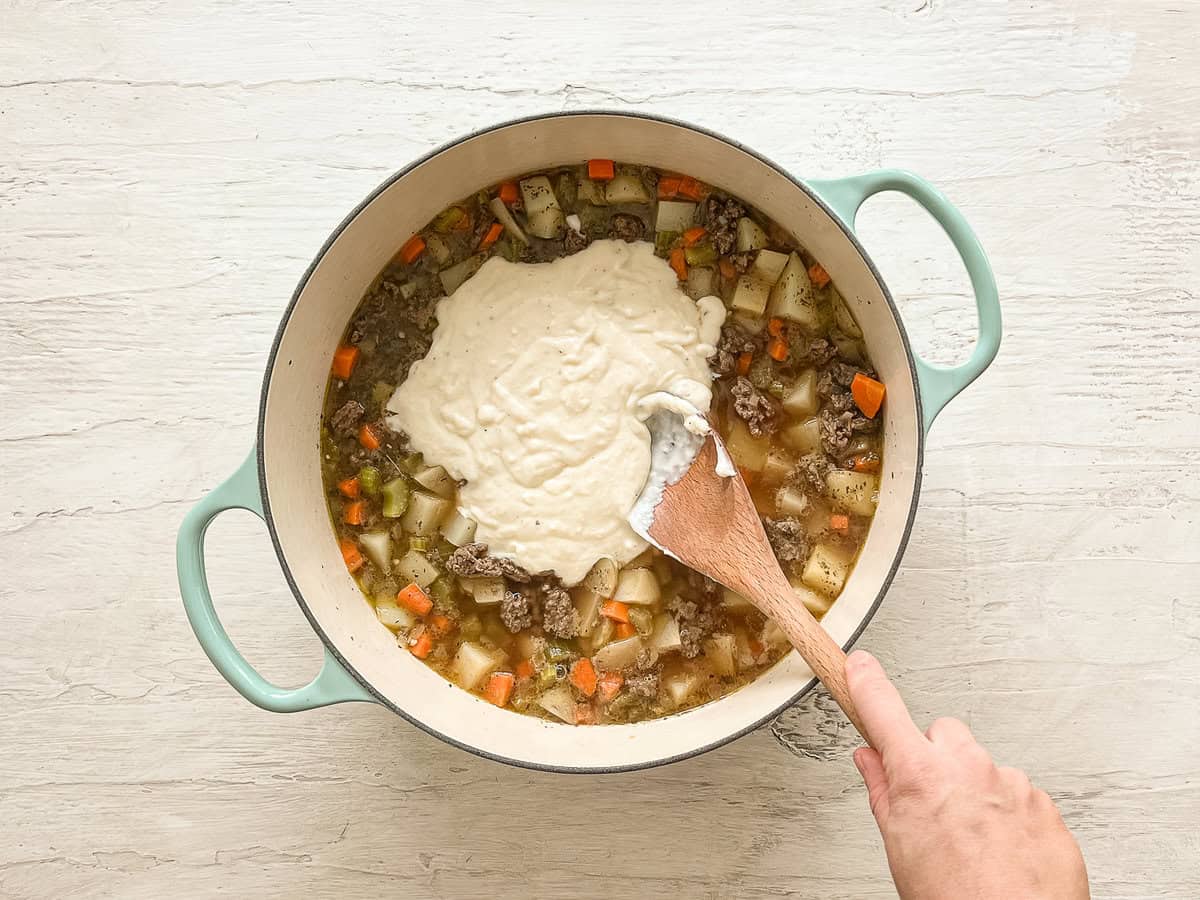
3;2;1198;897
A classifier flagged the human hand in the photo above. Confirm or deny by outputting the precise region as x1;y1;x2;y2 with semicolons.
846;650;1089;900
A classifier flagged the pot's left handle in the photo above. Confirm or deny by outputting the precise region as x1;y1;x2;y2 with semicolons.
807;170;1001;433
177;449;376;711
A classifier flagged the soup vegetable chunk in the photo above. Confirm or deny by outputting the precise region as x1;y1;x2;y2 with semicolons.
321;162;886;724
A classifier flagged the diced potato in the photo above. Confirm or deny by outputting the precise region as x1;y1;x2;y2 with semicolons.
592;636;645;671
489;196;528;244
825;470;879;516
831;288;862;338
685;266;716;301
663;670;699;706
451;641;502;690
776;484;809;517
396;550;440;589
413;465;456;499
577;177;608;206
374;599;415;631
782;370;819;417
439;255;484;295
572;587;604;636
752;249;789;284
732;312;767;334
801;543;854;597
613;568;660;606
440;510;477;547
705;634;738;677
725;419;768;472
424;233;452;265
582;558;619;598
649;614;683;652
400;491;451;536
768;253;820;329
762;619;788;647
652;555;673;586
605;173;652;205
761;448;794;485
736;217;769;252
464;576;505;606
788;574;834;617
537;684;576;722
780;417;821;454
734;627;757;668
655;200;697;232
358;531;392;573
721;587;755;611
520;176;565;239
731;275;772;317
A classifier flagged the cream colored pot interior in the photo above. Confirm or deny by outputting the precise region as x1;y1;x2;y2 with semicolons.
262;114;920;771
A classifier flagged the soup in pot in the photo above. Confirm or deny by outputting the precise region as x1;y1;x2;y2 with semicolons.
320;162;886;724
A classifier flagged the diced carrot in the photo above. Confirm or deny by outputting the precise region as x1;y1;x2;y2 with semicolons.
768;336;789;362
808;262;831;288
668;247;687;281
600;599;630;624
830;513;850;534
331;344;360;380
342;500;366;526
428;614;455;637
851;373;886;419
677;175;703;200
587;158;615;181
397;582;433;616
852;455;881;474
614;622;637;639
597;671;624;703
399;234;426;265
570;658;598;697
497;181;519;205
357;423;381;451
478;221;504;250
681;226;707;246
718;257;736;280
337;476;361;499
339;538;364;573
748;638;765;659
657;176;681;199
408;631;433;659
736;351;753;376
515;658;535;680
574;703;598;725
767;317;785;337
484;672;515;707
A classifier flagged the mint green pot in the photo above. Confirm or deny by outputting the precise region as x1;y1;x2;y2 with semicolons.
178;112;1000;772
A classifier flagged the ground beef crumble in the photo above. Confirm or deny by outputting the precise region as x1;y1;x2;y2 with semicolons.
608;213;645;243
668;595;718;659
329;400;364;435
500;589;533;633
444;543;531;583
702;195;746;255
762;516;809;564
539;580;579;639
710;323;757;377
626;672;659;697
563;226;591;254
730;376;780;436
791;452;830;495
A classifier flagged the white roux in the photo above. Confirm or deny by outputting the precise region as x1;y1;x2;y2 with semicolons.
387;240;725;585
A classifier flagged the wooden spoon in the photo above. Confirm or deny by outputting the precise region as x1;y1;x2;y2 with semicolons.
630;417;870;744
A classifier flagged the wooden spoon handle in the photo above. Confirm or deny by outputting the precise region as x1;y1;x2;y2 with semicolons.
757;578;871;745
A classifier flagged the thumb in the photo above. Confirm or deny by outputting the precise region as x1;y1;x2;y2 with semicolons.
853;747;891;827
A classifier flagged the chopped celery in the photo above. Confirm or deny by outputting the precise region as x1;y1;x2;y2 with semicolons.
537;665;559;691
629;607;655;637
654;230;680;254
544;640;575;663
357;465;382;497
370;382;394;412
408;535;430;552
684;243;718;267
381;477;410;518
432;205;468;233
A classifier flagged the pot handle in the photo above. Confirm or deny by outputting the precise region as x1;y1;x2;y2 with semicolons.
807;170;1001;433
176;449;375;711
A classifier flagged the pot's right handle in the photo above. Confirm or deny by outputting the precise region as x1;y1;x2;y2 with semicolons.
807;170;1001;433
177;449;376;712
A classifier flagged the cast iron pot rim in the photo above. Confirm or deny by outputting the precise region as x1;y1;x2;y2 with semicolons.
255;109;925;774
